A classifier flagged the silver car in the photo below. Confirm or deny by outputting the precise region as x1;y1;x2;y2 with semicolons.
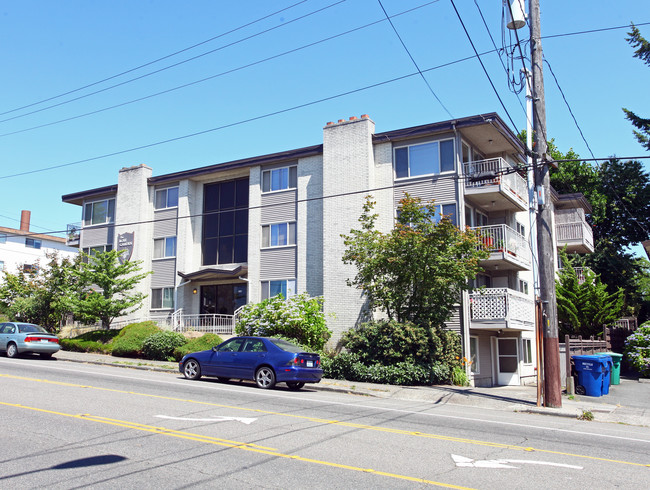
0;322;61;358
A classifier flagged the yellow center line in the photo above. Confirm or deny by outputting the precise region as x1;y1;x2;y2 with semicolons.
2;373;649;468
0;401;472;489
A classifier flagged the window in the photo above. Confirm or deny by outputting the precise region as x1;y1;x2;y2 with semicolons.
261;279;296;300
518;279;529;295
262;166;297;192
154;237;177;258
155;187;179;209
398;203;457;227
469;337;479;373
515;221;526;237
522;338;533;364
0;261;4;270
200;284;247;315
0;233;6;243
151;287;174;309
262;222;296;248
84;199;115;226
202;178;249;265
23;264;38;273
25;238;42;249
82;245;113;259
394;139;454;178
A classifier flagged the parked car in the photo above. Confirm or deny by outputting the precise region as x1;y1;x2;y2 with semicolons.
0;322;61;358
179;336;322;390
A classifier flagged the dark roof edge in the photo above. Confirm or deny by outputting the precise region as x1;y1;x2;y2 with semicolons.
149;144;324;185
551;188;593;213
372;112;526;153
62;185;118;204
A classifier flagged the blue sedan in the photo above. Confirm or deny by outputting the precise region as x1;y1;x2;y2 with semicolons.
0;322;61;358
179;336;322;390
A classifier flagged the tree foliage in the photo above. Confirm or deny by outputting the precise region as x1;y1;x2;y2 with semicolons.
556;250;625;339
623;24;650;151
341;195;488;327
71;250;151;329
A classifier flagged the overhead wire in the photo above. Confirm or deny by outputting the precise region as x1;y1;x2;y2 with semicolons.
376;0;453;119
0;0;313;118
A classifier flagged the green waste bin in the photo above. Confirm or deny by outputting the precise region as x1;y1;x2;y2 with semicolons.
603;352;623;385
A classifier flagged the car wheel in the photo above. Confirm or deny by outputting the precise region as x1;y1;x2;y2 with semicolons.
6;343;18;358
255;366;276;389
217;377;230;383
183;359;202;380
286;382;305;391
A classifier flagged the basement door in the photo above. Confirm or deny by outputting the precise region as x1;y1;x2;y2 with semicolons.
495;337;520;386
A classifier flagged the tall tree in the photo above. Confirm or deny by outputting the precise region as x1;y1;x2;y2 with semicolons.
342;195;487;327
623;24;650;151
72;250;151;329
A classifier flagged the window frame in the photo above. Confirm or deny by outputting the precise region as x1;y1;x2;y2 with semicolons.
394;138;455;179
261;222;296;248
261;166;298;193
151;287;174;310
469;336;480;374
25;238;42;249
83;198;116;226
153;236;177;259
261;279;296;300
522;338;533;364
155;186;179;210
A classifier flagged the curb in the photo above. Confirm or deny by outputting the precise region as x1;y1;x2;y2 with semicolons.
58;356;177;373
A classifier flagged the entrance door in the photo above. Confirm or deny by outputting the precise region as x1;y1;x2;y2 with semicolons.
496;337;520;385
201;284;247;315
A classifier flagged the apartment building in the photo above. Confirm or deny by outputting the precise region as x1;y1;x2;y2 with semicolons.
62;113;593;386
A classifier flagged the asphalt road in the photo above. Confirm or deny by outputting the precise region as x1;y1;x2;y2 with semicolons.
1;356;649;489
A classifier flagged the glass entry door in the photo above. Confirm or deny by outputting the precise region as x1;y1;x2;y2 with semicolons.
496;337;520;385
200;284;247;315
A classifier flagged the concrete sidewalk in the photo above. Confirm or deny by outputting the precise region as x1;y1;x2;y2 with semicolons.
52;350;650;427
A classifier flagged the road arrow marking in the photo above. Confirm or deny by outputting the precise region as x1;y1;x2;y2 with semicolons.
156;415;257;424
451;454;583;470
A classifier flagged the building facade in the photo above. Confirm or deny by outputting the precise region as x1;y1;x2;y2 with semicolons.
62;113;593;386
0;210;78;277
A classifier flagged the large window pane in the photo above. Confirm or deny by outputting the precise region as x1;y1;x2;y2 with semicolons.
220;182;235;209
236;179;249;207
92;201;107;225
165;237;177;257
442;204;457;225
218;236;234;264
233;235;248;263
155;190;166;209
203;238;218;265
219;211;234;236
410;142;438;176
271;168;288;191
395;147;409;178
204;184;219;211
167;187;179;207
234;209;248;235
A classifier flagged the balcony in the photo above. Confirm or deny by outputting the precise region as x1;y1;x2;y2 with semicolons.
473;224;532;271
464;158;528;212
469;288;535;331
557;266;592;285
556;221;594;253
66;222;81;247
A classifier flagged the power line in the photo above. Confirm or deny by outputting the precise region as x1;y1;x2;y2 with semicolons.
376;0;453;118
0;0;312;118
0;1;444;139
0;0;347;125
449;0;520;132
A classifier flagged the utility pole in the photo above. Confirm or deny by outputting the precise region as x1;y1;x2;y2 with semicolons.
530;0;562;407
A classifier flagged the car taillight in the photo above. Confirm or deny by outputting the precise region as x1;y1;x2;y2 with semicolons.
24;337;58;343
291;357;305;366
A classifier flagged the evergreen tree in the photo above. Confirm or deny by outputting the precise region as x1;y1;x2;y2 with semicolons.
623;24;650;151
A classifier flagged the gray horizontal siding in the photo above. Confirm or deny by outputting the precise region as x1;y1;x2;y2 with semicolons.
154;209;178;237
80;225;114;248
260;247;296;279
151;258;176;287
443;306;462;334
261;190;296;223
394;178;457;206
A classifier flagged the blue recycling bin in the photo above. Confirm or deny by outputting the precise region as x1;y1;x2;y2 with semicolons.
572;355;611;397
595;354;614;393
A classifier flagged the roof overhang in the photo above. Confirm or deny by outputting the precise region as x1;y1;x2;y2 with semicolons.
178;266;248;282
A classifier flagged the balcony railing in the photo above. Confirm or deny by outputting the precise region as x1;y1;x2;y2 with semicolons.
473;224;531;269
469;288;535;329
463;158;528;210
558;266;592;285
556;221;594;253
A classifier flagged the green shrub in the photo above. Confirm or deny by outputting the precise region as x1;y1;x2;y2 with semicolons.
60;329;121;354
451;365;469;386
142;331;187;361
111;321;162;357
236;293;331;351
321;351;431;385
624;325;650;377
173;333;223;361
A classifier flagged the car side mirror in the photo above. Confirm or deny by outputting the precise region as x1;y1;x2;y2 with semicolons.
212;346;218;352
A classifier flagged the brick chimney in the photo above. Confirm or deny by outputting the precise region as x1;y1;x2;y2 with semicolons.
20;210;31;232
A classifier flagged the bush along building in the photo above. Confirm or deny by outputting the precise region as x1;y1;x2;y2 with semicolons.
62;113;593;387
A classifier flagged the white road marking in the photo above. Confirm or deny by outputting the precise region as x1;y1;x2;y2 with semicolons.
451;454;583;470
155;414;257;424
3;357;650;444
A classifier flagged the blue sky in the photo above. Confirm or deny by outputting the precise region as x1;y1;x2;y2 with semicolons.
1;0;648;237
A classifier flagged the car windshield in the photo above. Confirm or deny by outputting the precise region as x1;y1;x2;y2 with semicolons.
18;324;48;334
269;338;303;353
